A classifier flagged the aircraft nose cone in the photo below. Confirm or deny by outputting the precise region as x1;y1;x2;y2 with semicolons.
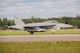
65;24;73;27
56;23;73;28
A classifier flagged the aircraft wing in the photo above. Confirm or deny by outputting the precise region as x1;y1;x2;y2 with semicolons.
24;22;57;27
23;22;57;32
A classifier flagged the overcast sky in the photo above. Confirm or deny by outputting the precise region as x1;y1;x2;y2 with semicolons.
0;0;80;18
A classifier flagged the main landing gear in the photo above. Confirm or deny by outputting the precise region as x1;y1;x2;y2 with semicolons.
30;32;34;34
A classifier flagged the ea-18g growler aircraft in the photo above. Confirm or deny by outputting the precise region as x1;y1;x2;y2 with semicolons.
7;17;73;34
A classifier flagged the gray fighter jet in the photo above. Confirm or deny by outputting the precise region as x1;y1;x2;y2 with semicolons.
7;17;73;34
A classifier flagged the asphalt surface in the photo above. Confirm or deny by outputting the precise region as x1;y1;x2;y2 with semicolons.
0;34;80;42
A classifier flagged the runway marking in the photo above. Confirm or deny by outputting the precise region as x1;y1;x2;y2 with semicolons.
0;34;80;42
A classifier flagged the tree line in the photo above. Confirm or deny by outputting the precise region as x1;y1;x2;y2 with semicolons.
0;15;80;29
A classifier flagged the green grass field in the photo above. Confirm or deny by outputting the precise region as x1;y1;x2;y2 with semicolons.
55;29;80;34
0;29;80;35
0;41;80;53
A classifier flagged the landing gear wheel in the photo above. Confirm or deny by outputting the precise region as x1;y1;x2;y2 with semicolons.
30;32;34;34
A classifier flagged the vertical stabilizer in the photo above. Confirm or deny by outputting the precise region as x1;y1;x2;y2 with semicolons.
14;17;25;26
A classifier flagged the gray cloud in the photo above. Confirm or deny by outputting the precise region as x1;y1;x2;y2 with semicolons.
0;0;80;18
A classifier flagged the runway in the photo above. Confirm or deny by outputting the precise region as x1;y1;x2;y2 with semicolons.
0;34;80;42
